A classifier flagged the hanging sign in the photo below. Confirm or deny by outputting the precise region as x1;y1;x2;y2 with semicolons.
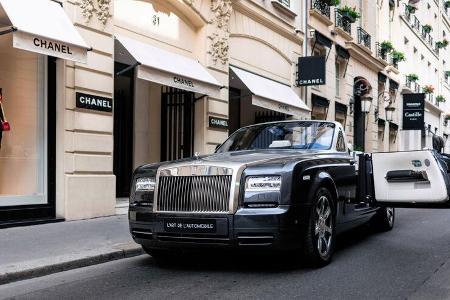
209;116;229;129
402;93;425;130
76;92;113;112
296;56;326;86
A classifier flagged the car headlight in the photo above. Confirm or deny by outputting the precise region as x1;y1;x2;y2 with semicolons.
245;176;281;192
135;177;156;192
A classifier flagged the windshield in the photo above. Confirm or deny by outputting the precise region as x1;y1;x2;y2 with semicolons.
217;121;336;152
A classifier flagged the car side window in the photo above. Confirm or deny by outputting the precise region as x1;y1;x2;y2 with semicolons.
336;131;346;152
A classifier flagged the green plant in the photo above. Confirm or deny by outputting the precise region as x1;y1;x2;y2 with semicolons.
422;24;433;33
392;50;406;62
338;5;361;22
353;145;364;152
380;41;394;51
405;4;417;13
436;95;446;103
436;39;449;49
407;73;419;82
423;85;435;94
445;70;450;77
327;0;341;6
445;1;450;8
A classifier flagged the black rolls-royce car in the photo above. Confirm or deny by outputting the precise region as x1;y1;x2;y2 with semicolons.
129;120;450;266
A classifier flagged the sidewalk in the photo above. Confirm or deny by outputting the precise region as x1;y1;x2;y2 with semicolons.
0;215;143;285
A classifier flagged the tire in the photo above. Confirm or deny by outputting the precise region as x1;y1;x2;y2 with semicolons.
302;187;336;267
371;207;395;232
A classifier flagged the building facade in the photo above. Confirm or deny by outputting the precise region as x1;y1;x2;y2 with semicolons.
1;0;450;226
377;0;450;152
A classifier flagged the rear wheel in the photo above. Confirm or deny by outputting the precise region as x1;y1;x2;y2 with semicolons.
302;187;336;267
371;207;395;232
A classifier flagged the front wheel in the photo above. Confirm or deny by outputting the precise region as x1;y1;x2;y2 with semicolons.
302;187;336;267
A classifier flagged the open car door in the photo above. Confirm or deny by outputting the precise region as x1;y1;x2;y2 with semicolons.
370;150;450;208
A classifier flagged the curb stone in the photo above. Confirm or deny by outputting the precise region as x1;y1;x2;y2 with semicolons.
0;245;144;285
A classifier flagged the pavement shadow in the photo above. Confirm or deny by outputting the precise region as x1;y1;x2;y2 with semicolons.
139;225;384;273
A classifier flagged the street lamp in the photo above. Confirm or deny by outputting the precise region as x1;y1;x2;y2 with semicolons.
385;106;395;122
361;96;372;113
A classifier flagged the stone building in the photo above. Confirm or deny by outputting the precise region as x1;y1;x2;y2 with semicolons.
0;0;312;225
2;0;449;226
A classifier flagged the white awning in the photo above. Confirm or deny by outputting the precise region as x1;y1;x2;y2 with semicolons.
0;0;90;63
115;35;222;98
230;66;310;116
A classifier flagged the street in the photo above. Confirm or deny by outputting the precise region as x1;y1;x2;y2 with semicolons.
1;209;450;300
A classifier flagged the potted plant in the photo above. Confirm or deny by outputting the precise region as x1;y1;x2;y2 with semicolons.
324;0;340;5
338;6;361;23
422;24;433;34
445;70;450;78
423;85;435;94
436;95;446;103
436;39;449;49
407;73;419;82
405;4;417;14
445;0;450;8
379;41;394;59
391;50;406;66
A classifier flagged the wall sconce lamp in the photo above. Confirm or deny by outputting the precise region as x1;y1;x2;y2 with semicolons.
385;106;395;122
361;96;372;114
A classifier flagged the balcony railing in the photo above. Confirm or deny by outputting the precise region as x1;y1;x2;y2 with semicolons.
376;42;391;63
335;9;351;35
411;15;421;31
357;27;371;50
277;0;290;7
405;77;421;93
404;6;412;22
311;0;331;19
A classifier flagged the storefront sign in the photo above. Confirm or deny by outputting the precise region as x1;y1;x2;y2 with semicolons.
12;31;88;63
403;94;425;130
76;92;113;112
209;117;229;129
173;76;195;88
297;56;326;86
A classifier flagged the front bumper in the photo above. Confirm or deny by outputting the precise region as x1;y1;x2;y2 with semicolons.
129;205;303;251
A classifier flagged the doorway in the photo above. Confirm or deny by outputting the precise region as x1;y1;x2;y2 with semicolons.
353;95;365;151
161;87;195;161
113;63;134;198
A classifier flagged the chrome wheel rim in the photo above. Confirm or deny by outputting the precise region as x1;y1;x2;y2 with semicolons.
314;195;333;258
386;207;394;226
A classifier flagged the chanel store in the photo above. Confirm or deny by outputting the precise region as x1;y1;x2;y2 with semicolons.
113;0;222;199
0;0;89;225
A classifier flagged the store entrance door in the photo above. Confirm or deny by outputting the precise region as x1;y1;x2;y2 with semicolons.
113;63;134;198
161;87;195;161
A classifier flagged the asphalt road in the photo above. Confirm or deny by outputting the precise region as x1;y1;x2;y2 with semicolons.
2;209;450;300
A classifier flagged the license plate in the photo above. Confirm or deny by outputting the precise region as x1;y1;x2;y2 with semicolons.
164;219;217;233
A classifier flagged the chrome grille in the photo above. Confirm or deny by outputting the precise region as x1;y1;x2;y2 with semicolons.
156;176;232;213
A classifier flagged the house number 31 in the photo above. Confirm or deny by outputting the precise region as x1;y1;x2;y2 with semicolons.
152;15;160;26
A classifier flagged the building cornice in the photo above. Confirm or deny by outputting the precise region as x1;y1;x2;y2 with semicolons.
232;0;303;44
345;42;386;72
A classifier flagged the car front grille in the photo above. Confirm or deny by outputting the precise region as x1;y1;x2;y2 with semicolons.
156;175;232;213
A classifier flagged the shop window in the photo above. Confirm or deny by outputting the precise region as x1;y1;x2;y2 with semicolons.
311;94;329;120
335;102;347;129
0;36;47;206
335;62;341;97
